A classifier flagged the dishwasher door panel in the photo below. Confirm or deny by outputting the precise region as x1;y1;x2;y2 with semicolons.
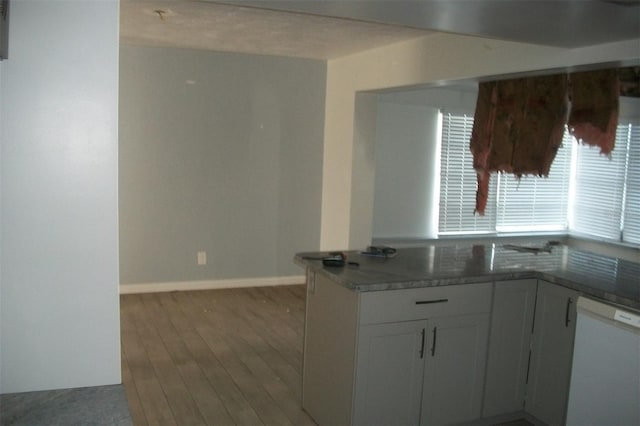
566;297;640;426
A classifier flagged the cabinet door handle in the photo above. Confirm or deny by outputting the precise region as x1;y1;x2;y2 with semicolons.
431;327;438;357
565;297;573;327
419;328;426;359
415;298;448;305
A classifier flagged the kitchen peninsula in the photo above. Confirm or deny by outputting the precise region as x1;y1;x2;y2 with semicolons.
294;243;640;426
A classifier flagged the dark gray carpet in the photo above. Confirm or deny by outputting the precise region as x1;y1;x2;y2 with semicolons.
0;384;132;426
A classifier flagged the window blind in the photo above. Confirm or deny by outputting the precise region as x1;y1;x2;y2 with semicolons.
621;123;640;244
438;112;639;246
438;112;496;234
495;133;572;233
570;124;633;241
438;112;571;235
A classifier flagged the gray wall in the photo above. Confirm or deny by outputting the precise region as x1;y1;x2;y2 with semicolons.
119;46;325;284
0;0;120;393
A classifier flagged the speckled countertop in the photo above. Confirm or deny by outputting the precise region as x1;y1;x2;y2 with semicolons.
295;243;640;311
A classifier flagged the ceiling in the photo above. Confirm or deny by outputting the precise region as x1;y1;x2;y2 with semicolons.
120;0;640;60
119;1;431;59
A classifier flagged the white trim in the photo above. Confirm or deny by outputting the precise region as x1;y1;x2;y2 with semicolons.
119;275;306;294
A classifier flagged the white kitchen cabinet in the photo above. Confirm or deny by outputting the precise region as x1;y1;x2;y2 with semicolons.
483;279;537;417
353;314;490;426
483;279;580;424
353;321;426;426
302;271;359;426
302;272;493;426
526;280;578;425
421;314;490;425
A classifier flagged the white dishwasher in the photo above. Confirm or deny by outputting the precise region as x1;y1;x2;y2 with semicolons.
566;296;640;426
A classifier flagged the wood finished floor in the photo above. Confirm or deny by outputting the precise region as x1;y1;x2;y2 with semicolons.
120;285;316;426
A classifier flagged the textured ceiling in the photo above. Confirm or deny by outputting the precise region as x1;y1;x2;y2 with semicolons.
120;0;640;60
120;1;432;59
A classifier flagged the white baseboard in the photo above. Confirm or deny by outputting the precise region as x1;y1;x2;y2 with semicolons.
119;275;306;294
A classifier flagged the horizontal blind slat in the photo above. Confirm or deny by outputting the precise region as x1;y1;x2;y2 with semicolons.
439;112;571;235
571;124;631;241
438;113;638;245
623;124;640;244
439;113;495;233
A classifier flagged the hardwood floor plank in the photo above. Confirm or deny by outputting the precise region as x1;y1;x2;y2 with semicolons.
257;349;303;398
175;361;235;425
120;285;316;426
121;328;156;381
178;294;265;426
132;377;178;426
120;310;177;426
222;291;303;370
121;351;149;426
217;354;293;426
196;325;287;425
187;289;304;398
239;351;314;425
135;295;207;425
150;360;208;426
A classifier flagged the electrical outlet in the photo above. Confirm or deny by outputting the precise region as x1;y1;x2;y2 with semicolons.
197;251;207;265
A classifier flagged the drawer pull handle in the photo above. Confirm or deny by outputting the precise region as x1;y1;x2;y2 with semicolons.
416;298;449;305
431;327;438;357
419;328;426;359
565;297;573;327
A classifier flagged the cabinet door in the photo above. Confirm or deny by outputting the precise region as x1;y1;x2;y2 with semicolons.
483;279;537;417
421;314;490;425
526;280;578;425
353;320;427;426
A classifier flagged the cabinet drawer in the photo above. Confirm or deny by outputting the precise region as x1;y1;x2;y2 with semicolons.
359;283;492;325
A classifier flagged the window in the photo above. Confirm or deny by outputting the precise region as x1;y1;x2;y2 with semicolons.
622;123;640;244
570;121;640;244
438;111;573;235
495;133;572;233
438;112;496;234
438;109;640;246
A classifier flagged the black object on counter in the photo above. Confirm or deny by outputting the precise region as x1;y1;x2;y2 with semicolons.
322;252;346;267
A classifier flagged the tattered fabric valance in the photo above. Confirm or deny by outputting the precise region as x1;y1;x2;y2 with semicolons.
470;69;620;215
567;69;620;155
